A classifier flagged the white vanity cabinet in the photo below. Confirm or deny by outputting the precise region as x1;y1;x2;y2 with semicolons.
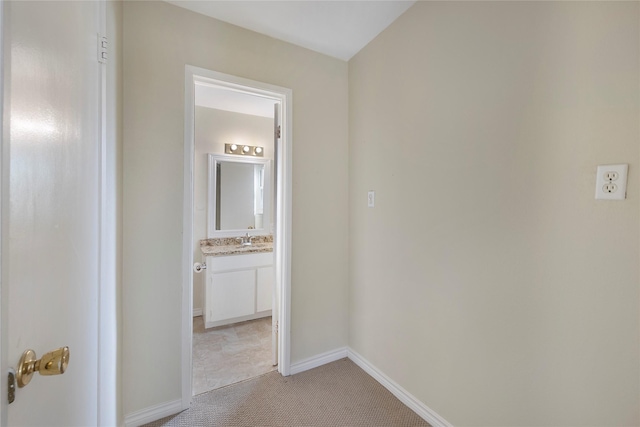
204;252;273;328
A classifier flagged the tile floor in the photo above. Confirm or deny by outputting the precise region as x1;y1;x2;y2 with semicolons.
192;316;275;395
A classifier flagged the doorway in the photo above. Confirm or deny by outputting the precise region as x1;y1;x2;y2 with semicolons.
182;66;292;406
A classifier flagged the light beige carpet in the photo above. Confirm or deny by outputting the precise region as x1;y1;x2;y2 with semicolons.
145;358;431;427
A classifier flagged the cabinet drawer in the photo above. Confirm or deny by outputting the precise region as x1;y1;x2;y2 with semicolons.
207;252;273;272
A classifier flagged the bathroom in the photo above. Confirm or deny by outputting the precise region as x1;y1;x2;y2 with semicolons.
191;82;279;395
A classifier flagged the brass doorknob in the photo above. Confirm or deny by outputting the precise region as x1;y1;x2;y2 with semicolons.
16;346;69;388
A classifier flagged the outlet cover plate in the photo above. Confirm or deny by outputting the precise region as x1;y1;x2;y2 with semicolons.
595;164;628;200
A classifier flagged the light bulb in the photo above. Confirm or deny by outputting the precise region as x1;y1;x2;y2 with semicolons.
255;147;263;155
230;144;238;152
242;145;250;153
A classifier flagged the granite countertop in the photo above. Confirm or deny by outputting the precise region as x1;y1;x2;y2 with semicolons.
200;235;273;257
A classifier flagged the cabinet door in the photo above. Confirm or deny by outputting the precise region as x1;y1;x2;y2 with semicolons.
257;266;274;312
209;270;256;321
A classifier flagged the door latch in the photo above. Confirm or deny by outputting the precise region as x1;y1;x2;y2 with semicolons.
7;368;15;404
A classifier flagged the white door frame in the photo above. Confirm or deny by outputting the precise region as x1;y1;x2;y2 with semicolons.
97;1;117;425
182;65;292;409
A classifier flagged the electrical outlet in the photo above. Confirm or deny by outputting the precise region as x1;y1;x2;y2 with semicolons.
595;164;628;200
604;171;619;181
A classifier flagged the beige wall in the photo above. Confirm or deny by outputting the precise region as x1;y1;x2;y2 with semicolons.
193;107;274;312
123;1;349;417
349;2;639;426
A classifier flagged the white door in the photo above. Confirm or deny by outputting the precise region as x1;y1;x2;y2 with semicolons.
2;2;102;425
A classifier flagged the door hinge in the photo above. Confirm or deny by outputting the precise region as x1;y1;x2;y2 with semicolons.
98;34;108;64
7;369;16;404
275;125;281;139
274;320;279;334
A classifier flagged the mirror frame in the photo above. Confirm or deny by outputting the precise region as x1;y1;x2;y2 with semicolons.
207;153;272;238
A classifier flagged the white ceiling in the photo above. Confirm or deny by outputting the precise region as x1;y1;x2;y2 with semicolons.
165;1;416;61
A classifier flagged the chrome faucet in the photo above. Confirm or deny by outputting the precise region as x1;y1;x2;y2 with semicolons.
236;233;255;246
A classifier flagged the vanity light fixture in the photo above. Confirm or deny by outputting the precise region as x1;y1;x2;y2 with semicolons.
225;143;264;157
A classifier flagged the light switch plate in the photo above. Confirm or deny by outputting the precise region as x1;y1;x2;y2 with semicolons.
367;191;375;207
595;164;628;200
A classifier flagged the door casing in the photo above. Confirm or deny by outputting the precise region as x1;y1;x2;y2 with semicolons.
182;65;292;409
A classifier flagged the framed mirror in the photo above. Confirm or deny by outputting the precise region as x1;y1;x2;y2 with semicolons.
207;153;272;238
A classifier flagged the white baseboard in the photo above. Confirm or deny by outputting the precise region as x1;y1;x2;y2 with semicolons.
124;399;184;427
347;348;453;427
289;347;348;375
193;307;202;317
